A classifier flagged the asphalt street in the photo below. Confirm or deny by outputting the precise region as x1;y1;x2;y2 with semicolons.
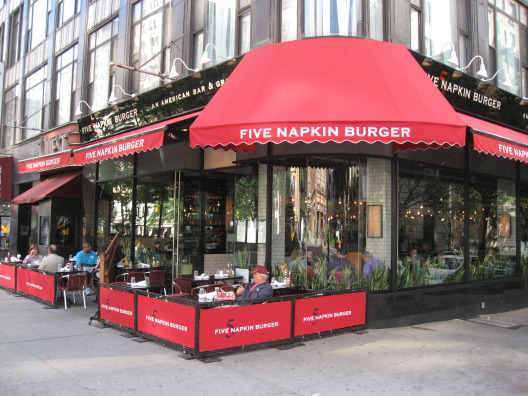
1;288;527;396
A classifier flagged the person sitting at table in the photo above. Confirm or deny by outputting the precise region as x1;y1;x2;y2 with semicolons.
361;251;384;278
236;264;274;302
23;245;43;266
75;242;98;295
38;244;64;272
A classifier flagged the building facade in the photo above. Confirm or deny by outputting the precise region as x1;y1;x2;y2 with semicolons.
1;0;528;325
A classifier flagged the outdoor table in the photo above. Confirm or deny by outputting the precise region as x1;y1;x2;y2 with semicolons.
183;274;242;287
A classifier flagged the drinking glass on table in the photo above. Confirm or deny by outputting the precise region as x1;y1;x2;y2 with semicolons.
145;275;150;286
130;277;136;285
194;270;199;278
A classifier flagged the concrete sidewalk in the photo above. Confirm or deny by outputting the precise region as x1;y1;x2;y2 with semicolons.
1;288;527;396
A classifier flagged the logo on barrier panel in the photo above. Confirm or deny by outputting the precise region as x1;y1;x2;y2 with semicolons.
99;287;135;329
0;263;16;290
199;301;292;352
16;267;55;302
294;292;366;336
137;295;196;348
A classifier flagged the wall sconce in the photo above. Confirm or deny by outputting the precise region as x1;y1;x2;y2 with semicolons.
74;100;94;117
452;55;488;79
108;85;137;105
200;43;233;66
168;58;200;79
421;42;459;68
478;67;513;89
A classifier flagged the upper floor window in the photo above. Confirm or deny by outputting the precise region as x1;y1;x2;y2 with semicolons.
7;7;22;68
304;0;363;37
55;45;78;126
27;0;51;51
488;1;526;95
2;86;18;148
423;0;458;60
281;0;298;42
57;0;80;27
238;1;251;54
193;0;237;69
24;66;48;141
88;18;119;111
130;0;170;93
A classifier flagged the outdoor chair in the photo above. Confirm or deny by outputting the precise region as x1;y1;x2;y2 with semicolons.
58;274;86;310
173;277;193;294
145;270;166;295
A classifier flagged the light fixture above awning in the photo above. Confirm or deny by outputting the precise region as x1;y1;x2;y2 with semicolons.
189;38;467;150
72;112;200;165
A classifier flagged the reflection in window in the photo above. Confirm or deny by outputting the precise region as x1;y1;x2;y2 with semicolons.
469;176;516;280
39;216;49;246
55;45;78;125
98;180;133;259
495;9;521;94
56;216;76;247
398;163;465;287
273;158;389;291
304;0;363;37
25;66;48;140
88;18;118;111
423;0;458;62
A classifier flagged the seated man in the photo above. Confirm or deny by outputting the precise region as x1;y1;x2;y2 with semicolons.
236;265;273;302
38;244;64;272
362;251;384;278
75;242;98;295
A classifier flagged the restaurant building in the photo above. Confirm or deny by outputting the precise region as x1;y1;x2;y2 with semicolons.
1;0;528;325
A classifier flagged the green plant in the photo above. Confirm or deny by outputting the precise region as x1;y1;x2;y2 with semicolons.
235;248;250;268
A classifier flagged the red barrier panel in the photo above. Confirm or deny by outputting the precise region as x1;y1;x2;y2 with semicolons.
294;292;366;336
16;267;56;303
199;301;292;352
99;287;135;329
0;263;16;290
137;295;196;348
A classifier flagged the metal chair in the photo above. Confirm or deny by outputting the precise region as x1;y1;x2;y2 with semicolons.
58;274;86;310
173;277;193;294
145;270;166;294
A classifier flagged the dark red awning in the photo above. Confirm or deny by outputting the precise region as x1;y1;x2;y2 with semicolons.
190;38;466;149
459;113;528;162
73;112;200;165
12;171;81;205
18;151;72;173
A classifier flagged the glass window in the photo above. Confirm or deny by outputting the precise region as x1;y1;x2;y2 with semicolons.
0;24;5;62
369;0;384;40
239;13;251;54
0;204;10;251
27;0;49;51
56;216;76;247
495;9;521;94
97;179;134;259
57;0;79;26
281;0;298;42
7;7;22;68
88;18;118;111
39;216;49;246
398;162;465;287
24;65;48;141
204;0;236;66
3;86;18;148
130;0;170;93
304;0;363;37
273;157;390;291
469;175;516;280
55;45;78;126
98;156;134;181
520;178;528;277
411;7;421;52
423;0;458;62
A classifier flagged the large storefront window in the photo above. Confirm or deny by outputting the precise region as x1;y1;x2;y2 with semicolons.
520;176;528;277
273;157;390;291
468;175;516;280
0;204;10;251
398;162;465;287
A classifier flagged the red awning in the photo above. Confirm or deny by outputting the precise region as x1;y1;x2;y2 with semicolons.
12;171;81;205
18;151;72;173
73;112;200;165
190;38;467;149
459;113;528;162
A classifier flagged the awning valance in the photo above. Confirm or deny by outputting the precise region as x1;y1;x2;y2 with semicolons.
12;171;81;205
18;151;72;173
190;38;467;149
459;113;528;162
73;112;200;165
